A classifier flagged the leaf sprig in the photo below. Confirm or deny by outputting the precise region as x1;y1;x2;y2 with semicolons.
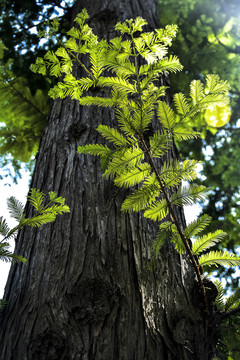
31;10;237;314
0;189;70;264
0;189;70;310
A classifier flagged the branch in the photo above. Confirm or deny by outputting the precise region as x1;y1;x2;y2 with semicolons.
5;79;47;118
139;135;209;314
214;34;240;55
218;306;240;322
13;9;67;40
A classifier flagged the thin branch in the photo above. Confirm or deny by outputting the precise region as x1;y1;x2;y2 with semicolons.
5;79;47;118
218;306;240;322
214;34;240;55
139;135;209;314
131;32;209;313
13;10;67;40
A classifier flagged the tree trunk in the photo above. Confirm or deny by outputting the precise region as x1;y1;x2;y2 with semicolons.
0;1;216;359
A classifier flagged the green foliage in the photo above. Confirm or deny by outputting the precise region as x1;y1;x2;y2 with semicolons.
6;197;24;222
192;230;227;255
0;189;70;263
199;251;240;268
20;189;70;229
0;188;70;309
33;7;239;329
214;280;225;311
0;298;7;310
0;1;74;175
158;0;240;295
184;214;211;238
214;281;240;359
0;44;49;164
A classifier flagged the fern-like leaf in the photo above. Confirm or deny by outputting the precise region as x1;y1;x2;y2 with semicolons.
78;77;95;91
97;125;128;146
99;77;137;94
199;93;229;108
121;175;160;212
206;74;230;94
115;106;136;137
26;189;70;225
140;55;182;75
150;132;171;158
78;144;112;157
103;147;144;179
184;214;212;239
190;80;204;104
152;221;173;260
160;159;198;187
173;93;190;115
90;51;105;79
28;189;44;213
214;279;226;311
22;213;54;227
7;196;24;221
131;17;148;33
179;159;199;181
22;203;69;228
103;58;136;77
141;50;158;64
133;106;154;133
79;96;115;107
171;232;186;254
0;216;10;237
114;163;151;187
158;55;183;73
55;47;73;74
144;198;168;221
157;101;175;129
225;287;240;311
172;125;200;140
48;192;66;205
171;184;208;207
199;251;240;268
0;242;26;263
192;230;227;255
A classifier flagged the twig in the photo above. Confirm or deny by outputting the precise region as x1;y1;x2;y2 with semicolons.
218;306;240;322
139;136;210;314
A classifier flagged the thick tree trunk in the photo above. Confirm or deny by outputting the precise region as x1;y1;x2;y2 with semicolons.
0;1;216;359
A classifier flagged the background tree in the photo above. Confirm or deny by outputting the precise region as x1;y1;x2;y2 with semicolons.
158;0;240;288
0;0;226;359
0;0;73;179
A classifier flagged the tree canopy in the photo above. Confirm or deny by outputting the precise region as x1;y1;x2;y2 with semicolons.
0;0;73;178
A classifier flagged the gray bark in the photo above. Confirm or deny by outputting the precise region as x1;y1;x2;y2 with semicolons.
0;0;216;359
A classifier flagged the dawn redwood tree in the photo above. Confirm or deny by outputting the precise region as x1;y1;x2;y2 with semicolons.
0;0;217;359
